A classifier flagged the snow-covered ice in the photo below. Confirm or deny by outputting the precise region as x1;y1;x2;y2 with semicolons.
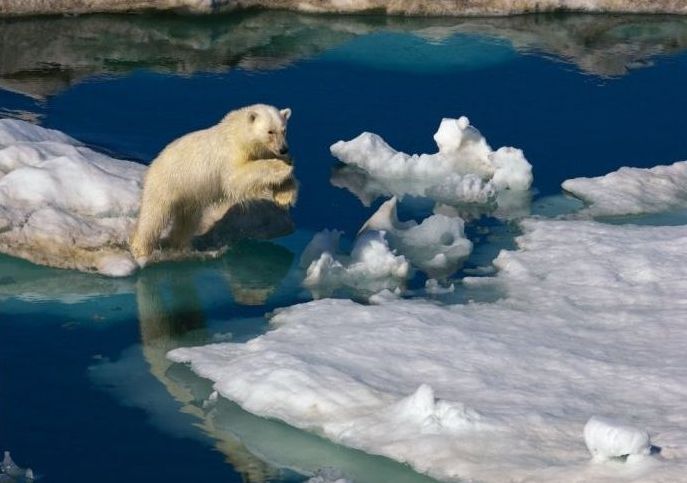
330;117;532;211
301;229;410;298
0;119;143;276
562;160;687;217
171;217;687;482
360;197;472;278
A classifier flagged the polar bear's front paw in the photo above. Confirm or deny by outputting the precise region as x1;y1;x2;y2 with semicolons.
274;187;297;208
272;177;298;208
271;159;294;182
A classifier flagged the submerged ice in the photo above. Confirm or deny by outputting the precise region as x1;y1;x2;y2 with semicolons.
330;116;532;210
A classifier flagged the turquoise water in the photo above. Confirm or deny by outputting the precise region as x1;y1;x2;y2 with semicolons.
1;11;687;482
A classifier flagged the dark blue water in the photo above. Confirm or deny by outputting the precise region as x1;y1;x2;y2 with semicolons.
1;11;687;482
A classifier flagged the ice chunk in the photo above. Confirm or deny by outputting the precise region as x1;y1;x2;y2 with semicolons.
584;416;651;461
299;229;343;269
302;229;410;298
490;146;533;191
170;218;687;482
562;160;687;217
0;120;144;275
1;452;33;481
360;197;471;278
330;117;532;208
301;196;470;295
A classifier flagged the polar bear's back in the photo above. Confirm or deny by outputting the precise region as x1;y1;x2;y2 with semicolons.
146;125;229;206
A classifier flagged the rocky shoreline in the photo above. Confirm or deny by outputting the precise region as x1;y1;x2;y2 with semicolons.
1;0;687;17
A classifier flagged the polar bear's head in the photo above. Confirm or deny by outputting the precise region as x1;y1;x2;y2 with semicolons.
239;104;292;157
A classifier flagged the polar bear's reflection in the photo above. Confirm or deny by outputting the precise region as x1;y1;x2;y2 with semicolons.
136;239;293;481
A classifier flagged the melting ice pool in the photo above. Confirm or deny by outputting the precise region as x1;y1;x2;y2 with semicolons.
1;10;687;483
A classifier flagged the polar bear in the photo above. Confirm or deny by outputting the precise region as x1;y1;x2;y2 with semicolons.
130;104;298;265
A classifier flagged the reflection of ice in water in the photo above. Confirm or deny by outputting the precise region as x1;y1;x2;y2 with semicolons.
90;240;436;483
0;254;134;304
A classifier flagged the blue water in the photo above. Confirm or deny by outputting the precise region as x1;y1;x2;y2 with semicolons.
1;11;687;482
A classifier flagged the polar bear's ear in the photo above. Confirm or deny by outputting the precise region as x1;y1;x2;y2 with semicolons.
248;111;258;123
280;108;292;121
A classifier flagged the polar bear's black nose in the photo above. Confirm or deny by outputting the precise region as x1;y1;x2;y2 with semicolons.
280;146;289;155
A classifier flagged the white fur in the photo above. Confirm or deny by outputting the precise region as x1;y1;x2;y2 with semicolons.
130;104;297;265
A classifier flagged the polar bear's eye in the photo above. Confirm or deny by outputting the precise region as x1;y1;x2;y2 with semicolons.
268;130;275;135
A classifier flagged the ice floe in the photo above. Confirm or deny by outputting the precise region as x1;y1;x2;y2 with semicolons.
0;120;294;276
360;197;471;278
330;116;532;215
563;160;687;217
301;196;471;296
0;119;144;276
170;217;687;482
301;229;410;298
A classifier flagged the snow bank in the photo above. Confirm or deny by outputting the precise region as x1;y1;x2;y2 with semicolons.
171;218;687;481
360;197;471;278
301;229;409;298
330;117;532;211
563;160;687;217
0;119;143;276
